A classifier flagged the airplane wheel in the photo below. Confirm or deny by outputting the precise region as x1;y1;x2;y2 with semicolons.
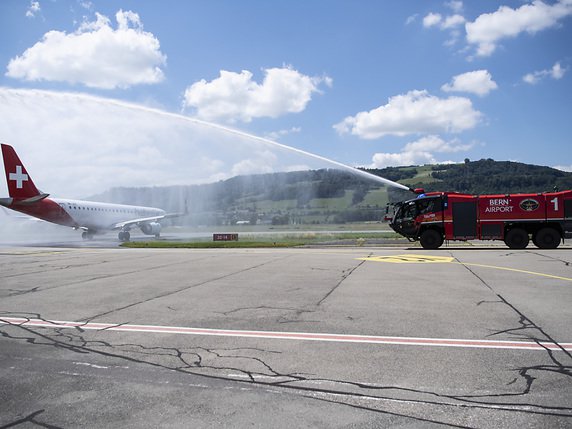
504;228;529;249
82;231;88;240
118;231;130;242
534;227;560;249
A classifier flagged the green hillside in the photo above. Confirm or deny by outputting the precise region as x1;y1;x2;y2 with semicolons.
90;159;572;227
90;169;390;226
364;159;572;194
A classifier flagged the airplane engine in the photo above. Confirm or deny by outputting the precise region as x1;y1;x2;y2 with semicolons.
140;222;161;237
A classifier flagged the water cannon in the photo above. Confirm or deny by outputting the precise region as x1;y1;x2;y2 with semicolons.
408;187;425;194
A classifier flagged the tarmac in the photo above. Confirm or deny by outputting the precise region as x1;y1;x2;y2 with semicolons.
1;241;571;428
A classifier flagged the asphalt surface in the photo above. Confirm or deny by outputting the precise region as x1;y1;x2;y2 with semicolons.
1;244;571;428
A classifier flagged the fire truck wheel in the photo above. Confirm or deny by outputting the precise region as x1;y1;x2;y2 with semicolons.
420;229;444;249
534;227;561;249
504;228;529;249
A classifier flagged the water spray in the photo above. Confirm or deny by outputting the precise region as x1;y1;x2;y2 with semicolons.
0;88;413;193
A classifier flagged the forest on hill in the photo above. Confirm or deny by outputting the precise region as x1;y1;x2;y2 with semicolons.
363;158;572;194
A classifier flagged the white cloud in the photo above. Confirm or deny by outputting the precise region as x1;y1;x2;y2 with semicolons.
6;10;166;89
334;90;482;140
523;61;567;84
466;0;572;57
370;135;471;168
446;1;464;14
423;12;465;30
442;70;498;96
371;151;436;168
422;8;465;46
405;14;418;25
554;164;572;172
423;13;443;28
183;66;331;123
551;61;567;79
264;127;302;141
442;14;466;29
26;1;40;18
404;135;474;153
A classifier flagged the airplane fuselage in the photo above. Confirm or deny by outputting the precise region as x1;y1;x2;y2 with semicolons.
4;197;165;234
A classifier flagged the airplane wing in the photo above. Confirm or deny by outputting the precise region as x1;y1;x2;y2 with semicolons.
112;211;186;230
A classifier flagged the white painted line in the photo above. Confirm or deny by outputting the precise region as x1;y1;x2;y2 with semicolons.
1;317;571;352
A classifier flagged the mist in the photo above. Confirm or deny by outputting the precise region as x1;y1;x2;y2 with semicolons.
0;87;410;242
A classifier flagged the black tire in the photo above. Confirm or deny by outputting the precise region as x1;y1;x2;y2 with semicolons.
420;229;444;249
534;227;560;249
118;231;130;242
504;228;529;249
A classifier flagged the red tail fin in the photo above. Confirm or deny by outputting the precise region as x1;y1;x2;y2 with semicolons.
1;144;42;199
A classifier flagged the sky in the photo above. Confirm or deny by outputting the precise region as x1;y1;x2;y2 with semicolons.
0;0;571;198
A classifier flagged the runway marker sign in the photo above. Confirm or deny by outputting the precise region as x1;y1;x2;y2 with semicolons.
358;254;454;264
359;254;572;282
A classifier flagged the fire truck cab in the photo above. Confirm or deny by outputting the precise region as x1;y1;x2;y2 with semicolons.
389;190;572;249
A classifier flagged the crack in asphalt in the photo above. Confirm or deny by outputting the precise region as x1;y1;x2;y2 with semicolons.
2;250;571;427
525;250;572;266
2;255;161;279
0;409;63;429
78;254;294;322
1;313;571;426
219;306;318;325
1;255;218;298
305;395;478;429
450;253;572;407
316;255;370;306
0;253;159;280
219;306;306;316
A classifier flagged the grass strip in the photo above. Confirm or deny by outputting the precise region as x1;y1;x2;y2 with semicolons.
120;232;403;249
121;240;307;249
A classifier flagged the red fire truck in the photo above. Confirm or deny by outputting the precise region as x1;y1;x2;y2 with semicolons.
389;189;572;249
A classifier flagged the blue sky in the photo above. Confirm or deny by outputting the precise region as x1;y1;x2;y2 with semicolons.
0;0;571;196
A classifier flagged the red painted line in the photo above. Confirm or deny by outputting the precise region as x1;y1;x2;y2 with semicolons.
1;317;571;351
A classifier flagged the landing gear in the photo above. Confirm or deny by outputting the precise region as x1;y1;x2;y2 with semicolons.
118;231;131;242
533;227;561;249
504;228;529;249
81;231;94;240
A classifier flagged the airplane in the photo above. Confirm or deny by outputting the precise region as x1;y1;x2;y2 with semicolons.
0;143;184;242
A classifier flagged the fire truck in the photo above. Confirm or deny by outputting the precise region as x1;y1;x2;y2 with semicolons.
389;189;572;249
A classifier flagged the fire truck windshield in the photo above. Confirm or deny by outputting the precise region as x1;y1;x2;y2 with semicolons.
393;196;442;222
392;201;417;222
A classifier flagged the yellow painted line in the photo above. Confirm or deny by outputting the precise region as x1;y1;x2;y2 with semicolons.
459;262;572;283
358;254;572;282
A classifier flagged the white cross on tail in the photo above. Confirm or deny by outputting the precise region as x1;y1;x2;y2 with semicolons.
9;165;28;189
